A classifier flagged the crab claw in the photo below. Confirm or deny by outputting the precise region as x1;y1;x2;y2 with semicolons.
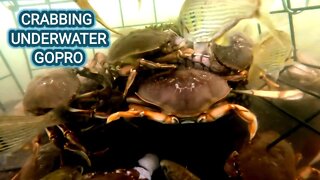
197;104;258;140
106;110;142;123
106;108;180;124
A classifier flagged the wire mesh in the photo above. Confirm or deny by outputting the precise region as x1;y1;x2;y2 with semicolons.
269;0;320;137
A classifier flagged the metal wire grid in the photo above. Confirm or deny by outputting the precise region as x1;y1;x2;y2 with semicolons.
267;0;320;140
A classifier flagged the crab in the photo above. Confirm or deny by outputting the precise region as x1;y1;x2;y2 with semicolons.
224;131;320;180
158;132;319;180
23;53;113;115
106;28;194;97
102;58;306;140
105;67;258;140
209;32;253;78
2;58;116;166
106;27;280;98
23;68;81;115
105;28;282;100
14;69;91;166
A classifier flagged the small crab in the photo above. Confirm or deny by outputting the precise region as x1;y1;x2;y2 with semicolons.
14;69;89;162
23;68;81;115
106;28;194;96
0;63;116;166
106;68;258;140
224;131;320;180
224;131;297;180
210;32;253;76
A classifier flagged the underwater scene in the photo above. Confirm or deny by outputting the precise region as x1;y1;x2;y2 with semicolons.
0;0;320;179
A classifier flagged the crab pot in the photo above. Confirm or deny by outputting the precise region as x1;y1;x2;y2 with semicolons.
1;0;320;180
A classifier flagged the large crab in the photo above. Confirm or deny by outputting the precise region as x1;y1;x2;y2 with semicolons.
102;51;305;141
105;67;258;140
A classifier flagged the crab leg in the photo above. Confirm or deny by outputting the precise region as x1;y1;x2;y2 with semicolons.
68;107;110;119
223;70;248;82
76;67;112;89
57;125;87;152
45;127;61;147
139;59;177;69
233;89;304;100
107;108;179;124
121;59;176;97
259;73;280;89
197;104;258;140
63;142;91;166
45;126;91;166
123;69;138;97
154;48;194;62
